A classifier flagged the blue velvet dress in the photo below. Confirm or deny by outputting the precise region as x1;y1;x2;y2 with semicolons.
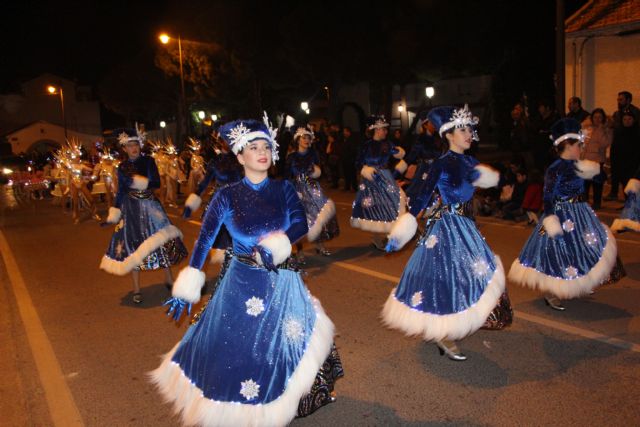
509;159;619;299
382;151;506;341
351;138;406;233
152;177;342;426
403;133;441;205
611;177;640;233
100;155;187;275
286;149;339;242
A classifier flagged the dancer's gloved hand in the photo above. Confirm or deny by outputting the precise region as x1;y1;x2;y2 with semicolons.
182;207;192;219
385;238;399;253
163;297;192;322
254;245;278;273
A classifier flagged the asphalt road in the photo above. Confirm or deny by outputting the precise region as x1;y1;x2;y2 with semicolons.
1;186;639;426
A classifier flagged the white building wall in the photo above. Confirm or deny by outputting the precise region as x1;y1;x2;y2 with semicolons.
7;121;101;154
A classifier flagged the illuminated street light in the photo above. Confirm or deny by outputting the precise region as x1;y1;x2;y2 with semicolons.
425;86;435;99
47;85;57;94
159;33;170;44
198;111;206;120
211;114;218;121
398;105;405;113
305;109;310;115
46;84;67;140
300;102;309;111
158;32;186;140
160;121;166;128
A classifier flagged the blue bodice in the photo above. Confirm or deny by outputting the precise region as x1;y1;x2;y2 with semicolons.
409;151;481;216
115;155;160;208
405;134;439;165
543;158;588;216
286;149;320;178
356;138;399;169
195;152;243;196
190;177;308;268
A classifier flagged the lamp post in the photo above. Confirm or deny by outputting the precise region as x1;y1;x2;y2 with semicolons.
160;33;187;140
47;85;67;141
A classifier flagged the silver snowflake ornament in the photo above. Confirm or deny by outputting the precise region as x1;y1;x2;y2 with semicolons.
564;266;579;279
473;259;491;277
562;219;575;233
359;183;366;191
421;172;428;180
410;291;423;307
425;235;438;249
362;197;373;208
283;318;304;344
226;122;250;147
584;232;598;246
240;379;260;400
245;297;265;317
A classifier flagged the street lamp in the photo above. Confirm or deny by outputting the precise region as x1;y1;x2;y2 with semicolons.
46;85;67;141
198;111;206;120
300;101;309;111
159;32;187;140
160;120;166;128
425;86;435;107
397;105;405;112
210;114;218;122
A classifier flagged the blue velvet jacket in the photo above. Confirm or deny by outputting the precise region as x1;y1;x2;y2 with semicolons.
543;158;602;216
356;138;401;170
405;134;440;165
195;152;243;196
285;149;320;179
114;155;160;209
189;177;308;269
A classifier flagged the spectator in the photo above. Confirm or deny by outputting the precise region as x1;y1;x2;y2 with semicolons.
325;132;340;189
582;108;612;209
566;97;590;124
613;91;640;128
340;126;359;191
608;111;640;200
510;102;534;169
521;169;543;225
531;100;560;170
500;168;529;221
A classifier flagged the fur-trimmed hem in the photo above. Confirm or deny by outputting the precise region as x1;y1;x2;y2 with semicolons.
132;175;149;190
393;146;406;159
624;178;640;195
473;164;499;188
172;266;206;304
99;225;183;276
209;248;226;264
106;207;121;224
149;298;335;427
575;160;600;180
387;213;418;250
310;165;321;179
394;159;408;174
611;218;640;233
381;257;505;341
307;199;336;242
185;193;202;211
360;165;376;181
256;232;292;266
508;224;617;299
349;217;393;233
542;215;563;238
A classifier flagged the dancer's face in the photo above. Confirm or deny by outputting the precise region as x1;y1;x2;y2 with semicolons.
446;127;473;153
237;139;272;173
124;142;141;159
298;135;311;151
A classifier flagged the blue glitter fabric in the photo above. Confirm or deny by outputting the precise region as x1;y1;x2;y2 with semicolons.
286;149;339;242
382;150;505;341
510;158;617;299
101;156;187;274
153;177;338;425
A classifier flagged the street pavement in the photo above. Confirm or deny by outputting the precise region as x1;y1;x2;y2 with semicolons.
1;185;639;426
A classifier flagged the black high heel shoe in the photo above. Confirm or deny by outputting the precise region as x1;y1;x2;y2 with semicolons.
544;296;565;311
436;340;467;361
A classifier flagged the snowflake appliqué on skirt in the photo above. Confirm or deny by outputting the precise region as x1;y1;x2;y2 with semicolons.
240;379;260;400
410;291;423;307
245;297;265;317
283;318;304;344
359;183;366;191
362;197;373;208
564;266;579;279
562;219;575;232
425;235;438;249
473;259;491;277
584;231;597;246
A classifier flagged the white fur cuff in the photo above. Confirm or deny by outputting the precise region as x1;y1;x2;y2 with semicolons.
388;213;418;250
131;175;149;190
542;215;563;238
185;193;202;211
575;160;600;180
395;159;408;174
106;207;121;224
172;266;206;304
256;232;292;266
473;164;499;188
361;165;376;181
625;178;640;195
310;165;321;179
393;146;406;159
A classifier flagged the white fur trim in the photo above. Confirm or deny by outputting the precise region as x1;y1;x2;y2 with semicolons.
149;297;335;427
307;199;336;242
542;215;563;238
209;248;226;264
394;159;408;174
472;164;499;188
351;187;406;233
360;165;376;181
106;207;121;224
131;175;149;190
575;160;600;180
185;193;202;211
310;165;321;179
171;266;206;304
256;232;291;266
624;178;640;195
99;225;183;276
611;218;640;233
508;224;617;299
381;257;505;341
387;213;418;250
393;146;406;160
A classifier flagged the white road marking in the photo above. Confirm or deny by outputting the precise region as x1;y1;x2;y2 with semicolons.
0;231;84;426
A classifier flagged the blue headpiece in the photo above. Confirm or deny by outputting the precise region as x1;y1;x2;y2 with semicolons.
366;115;389;130
219;112;279;161
427;104;479;140
550;118;585;146
116;123;146;146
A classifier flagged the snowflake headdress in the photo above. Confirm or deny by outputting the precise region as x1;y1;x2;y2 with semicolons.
366;115;390;130
550;117;588;146
428;105;480;141
293;125;314;142
220;112;280;162
187;137;202;152
117;123;146;147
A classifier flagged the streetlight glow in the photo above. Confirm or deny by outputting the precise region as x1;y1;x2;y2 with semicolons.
300;102;309;111
198;111;206;120
160;121;166;128
425;86;435;99
211;114;218;121
47;85;57;94
159;34;170;44
398;105;405;113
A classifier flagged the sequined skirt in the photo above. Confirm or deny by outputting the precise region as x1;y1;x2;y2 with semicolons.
293;176;339;242
351;168;404;230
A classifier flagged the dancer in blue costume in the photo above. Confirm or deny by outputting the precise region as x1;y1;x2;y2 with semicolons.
402;115;441;204
151;116;342;427
351;115;407;250
382;105;505;361
509;118;623;311
100;127;187;304
611;168;640;233
286;125;339;262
